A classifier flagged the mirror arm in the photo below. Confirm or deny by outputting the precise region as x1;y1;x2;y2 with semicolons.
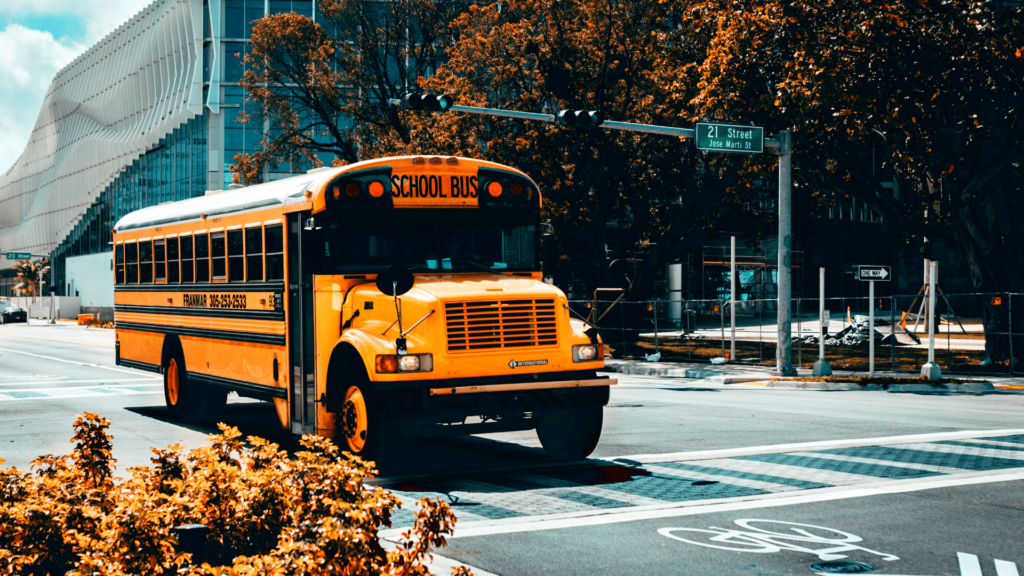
401;310;435;338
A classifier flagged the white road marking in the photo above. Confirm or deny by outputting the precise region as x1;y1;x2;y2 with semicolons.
786;451;965;475
382;467;1024;539
996;558;1021;576
0;383;163;401
658;519;899;562
947;438;1024;449
0;377;158;387
686;457;877;486
0;346;145;376
958;552;983;576
613;428;1024;464
892;442;1024;461
506;473;665;506
644;463;807;493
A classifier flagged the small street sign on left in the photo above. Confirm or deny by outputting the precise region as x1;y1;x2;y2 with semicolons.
6;252;32;260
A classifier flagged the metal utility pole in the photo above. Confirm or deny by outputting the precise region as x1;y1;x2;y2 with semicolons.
921;260;942;379
730;235;736;361
813;267;832;376
770;131;796;376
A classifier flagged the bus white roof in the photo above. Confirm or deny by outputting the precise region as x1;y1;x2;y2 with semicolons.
113;167;345;232
112;156;534;232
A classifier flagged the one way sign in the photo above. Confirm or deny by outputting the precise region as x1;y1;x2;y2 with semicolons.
857;265;891;281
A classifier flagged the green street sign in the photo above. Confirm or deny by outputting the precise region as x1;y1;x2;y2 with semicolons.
695;122;764;154
6;252;31;260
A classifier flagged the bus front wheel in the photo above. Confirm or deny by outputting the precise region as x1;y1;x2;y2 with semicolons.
336;382;399;467
536;406;603;460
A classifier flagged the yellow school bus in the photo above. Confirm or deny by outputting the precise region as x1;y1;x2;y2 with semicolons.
113;156;614;462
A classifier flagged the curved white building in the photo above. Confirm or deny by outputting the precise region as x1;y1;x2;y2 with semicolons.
0;0;320;314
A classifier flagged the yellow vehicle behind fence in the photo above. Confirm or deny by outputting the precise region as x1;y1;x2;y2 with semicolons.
113;156;614;462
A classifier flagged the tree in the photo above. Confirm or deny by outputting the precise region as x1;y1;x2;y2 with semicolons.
233;0;469;184
11;258;48;298
675;0;1024;360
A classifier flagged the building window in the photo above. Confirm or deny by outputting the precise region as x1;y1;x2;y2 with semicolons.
196;234;211;282
224;42;248;82
139;241;153;283
265;224;284;280
154;239;166;282
228;228;244;281
115;244;124;284
245;226;264;281
211;232;226;280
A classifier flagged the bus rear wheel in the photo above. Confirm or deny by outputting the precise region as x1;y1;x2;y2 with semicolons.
336;382;399;467
536;406;603;460
163;350;226;423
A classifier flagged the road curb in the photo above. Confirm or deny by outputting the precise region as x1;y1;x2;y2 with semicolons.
602;360;726;379
765;380;995;392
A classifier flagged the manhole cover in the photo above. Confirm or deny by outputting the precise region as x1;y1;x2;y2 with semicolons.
607;404;643;408
809;561;877;574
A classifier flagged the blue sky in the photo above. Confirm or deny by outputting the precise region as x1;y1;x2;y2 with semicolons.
0;0;152;174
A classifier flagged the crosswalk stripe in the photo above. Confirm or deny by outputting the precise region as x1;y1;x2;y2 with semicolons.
788;451;965;474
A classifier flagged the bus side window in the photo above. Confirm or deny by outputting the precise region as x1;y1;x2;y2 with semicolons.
115;244;124;284
196;234;210;282
167;237;179;283
125;242;138;283
154;240;166;282
211;232;226;281
180;235;194;283
265;224;284;281
139;241;154;283
245;226;263;281
228;229;244;282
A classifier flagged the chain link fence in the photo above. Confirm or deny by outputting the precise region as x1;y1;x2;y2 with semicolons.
571;292;1021;376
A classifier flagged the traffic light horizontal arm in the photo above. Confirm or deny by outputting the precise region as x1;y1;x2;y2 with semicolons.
450;105;555;123
601;120;694;139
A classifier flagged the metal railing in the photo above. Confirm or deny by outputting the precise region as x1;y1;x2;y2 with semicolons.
571;292;1021;376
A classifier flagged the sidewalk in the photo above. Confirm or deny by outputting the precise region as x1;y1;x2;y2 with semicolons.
602;358;1023;392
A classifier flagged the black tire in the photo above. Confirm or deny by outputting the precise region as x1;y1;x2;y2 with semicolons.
536;406;604;460
164;348;200;423
334;363;400;468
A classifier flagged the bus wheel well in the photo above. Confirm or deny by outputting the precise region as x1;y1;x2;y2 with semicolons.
160;335;183;371
325;343;367;413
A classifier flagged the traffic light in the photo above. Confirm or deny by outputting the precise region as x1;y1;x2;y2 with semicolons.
399;93;455;112
556;109;603;126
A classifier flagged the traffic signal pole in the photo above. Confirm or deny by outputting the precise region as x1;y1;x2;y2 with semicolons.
391;96;794;374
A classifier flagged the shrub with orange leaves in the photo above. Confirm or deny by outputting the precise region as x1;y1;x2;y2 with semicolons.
0;413;469;575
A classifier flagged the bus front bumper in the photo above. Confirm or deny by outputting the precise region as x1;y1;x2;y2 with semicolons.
429;378;615;396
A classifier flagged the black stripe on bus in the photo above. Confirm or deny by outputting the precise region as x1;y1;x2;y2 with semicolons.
115;305;284;321
116;322;286;346
119;358;162;374
190;372;287;400
114;281;285;293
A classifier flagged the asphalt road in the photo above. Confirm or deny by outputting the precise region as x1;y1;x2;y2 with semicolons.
1;322;1022;575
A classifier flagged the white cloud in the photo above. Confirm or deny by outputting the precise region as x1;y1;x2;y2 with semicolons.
0;24;84;174
0;0;152;44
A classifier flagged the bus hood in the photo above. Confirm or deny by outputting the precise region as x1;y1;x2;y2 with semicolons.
398;274;562;300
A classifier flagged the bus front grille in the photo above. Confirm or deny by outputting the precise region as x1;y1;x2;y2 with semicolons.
445;299;558;352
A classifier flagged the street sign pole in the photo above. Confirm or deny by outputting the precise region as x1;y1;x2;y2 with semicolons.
813;267;832;376
869;279;875;377
730;236;736;361
921;260;942;379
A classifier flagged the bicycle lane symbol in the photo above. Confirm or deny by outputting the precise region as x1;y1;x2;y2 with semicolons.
658;519;900;562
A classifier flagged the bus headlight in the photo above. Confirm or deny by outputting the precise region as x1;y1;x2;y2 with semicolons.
376;353;433;373
573;344;598;362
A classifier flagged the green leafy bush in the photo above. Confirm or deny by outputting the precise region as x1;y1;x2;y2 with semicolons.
0;413;469;575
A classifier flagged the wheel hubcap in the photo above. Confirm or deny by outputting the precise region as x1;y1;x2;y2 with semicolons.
342;386;368;452
166;359;180;405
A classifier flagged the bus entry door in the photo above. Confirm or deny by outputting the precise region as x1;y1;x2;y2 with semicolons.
288;212;317;435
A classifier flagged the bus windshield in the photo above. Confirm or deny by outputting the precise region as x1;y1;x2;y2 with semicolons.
321;209;538;273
